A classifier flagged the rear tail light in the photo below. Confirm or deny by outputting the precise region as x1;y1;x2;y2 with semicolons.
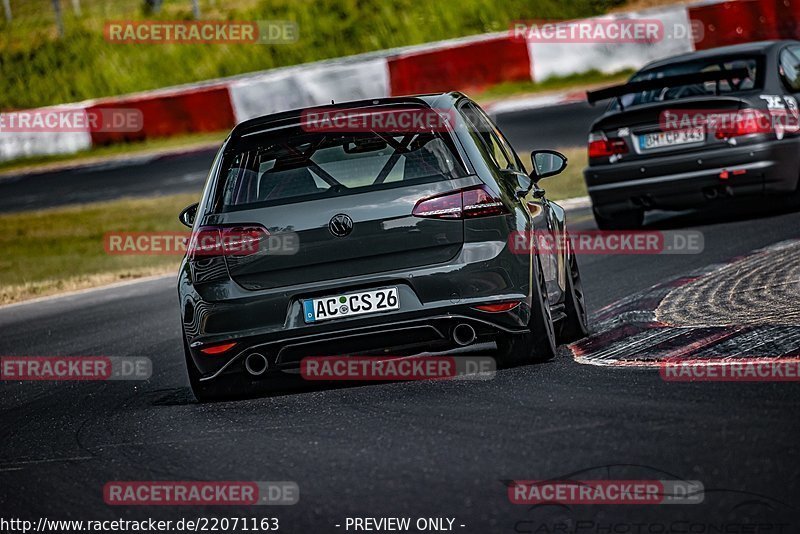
588;132;628;158
412;185;508;219
188;225;268;259
714;109;771;139
474;301;521;313
200;342;238;355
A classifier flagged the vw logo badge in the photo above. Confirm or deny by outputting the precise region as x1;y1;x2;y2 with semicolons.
329;213;354;237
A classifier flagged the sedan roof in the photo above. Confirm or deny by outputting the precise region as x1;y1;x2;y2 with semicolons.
640;39;798;72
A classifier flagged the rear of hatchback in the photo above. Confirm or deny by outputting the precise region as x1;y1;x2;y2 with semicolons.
179;99;534;400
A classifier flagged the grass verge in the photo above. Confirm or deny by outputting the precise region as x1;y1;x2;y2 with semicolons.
0;193;195;304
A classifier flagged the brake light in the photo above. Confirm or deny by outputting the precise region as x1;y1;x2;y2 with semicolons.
412;191;462;219
200;342;238;355
588;132;628;158
714;109;771;139
187;225;268;259
412;185;508;219
474;301;521;313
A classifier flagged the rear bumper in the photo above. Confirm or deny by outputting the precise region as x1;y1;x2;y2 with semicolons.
194;310;530;382
179;239;536;380
584;138;800;213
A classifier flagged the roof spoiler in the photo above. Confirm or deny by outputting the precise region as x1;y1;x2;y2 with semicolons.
586;68;750;110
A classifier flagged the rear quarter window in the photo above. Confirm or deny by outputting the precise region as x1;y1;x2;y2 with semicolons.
779;46;800;91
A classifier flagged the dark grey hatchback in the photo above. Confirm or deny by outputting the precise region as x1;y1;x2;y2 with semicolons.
178;93;588;401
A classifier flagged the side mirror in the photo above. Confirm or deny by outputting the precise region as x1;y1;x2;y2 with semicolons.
530;150;568;181
178;203;199;228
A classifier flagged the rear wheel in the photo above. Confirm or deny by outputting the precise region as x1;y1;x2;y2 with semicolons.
558;243;589;343
592;206;644;230
496;257;557;366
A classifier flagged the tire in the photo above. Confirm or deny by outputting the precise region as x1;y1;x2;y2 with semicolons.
558;242;589;343
592;206;644;230
496;257;557;366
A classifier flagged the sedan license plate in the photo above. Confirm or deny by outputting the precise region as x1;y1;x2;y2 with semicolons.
639;128;705;150
303;287;399;323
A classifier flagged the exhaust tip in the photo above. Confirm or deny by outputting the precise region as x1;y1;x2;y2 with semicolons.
453;323;477;347
245;353;268;376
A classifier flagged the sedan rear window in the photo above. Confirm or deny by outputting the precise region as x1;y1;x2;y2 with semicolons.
612;56;763;110
216;123;466;210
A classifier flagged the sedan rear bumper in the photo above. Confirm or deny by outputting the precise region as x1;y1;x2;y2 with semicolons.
584;137;800;214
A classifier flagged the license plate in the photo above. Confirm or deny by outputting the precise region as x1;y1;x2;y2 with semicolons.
639;128;705;150
303;287;399;323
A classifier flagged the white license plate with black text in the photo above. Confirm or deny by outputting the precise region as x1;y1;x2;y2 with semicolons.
303;287;399;323
639;128;705;150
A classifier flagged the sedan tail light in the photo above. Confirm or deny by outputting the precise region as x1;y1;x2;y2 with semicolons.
588;132;628;158
412;185;508;219
714;109;772;139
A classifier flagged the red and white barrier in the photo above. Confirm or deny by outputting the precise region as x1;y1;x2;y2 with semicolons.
526;5;696;82
388;34;531;96
229;57;390;123
2;0;798;162
0;103;92;161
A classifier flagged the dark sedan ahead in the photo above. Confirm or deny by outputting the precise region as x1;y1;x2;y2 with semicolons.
585;40;800;229
176;93;588;401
